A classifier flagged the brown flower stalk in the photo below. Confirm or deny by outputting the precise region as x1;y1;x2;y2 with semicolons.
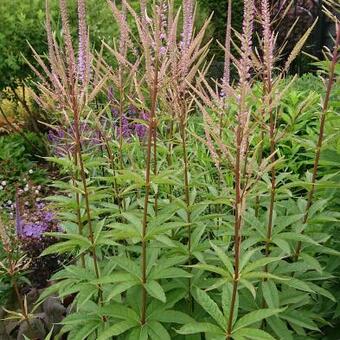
227;0;254;337
260;0;276;263
28;0;108;305
294;21;340;261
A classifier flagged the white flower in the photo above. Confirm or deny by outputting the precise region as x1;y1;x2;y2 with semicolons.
7;200;12;205
1;181;6;186
35;190;39;195
28;169;34;174
24;187;29;192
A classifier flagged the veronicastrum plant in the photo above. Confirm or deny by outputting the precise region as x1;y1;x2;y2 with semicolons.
19;0;340;340
177;1;340;340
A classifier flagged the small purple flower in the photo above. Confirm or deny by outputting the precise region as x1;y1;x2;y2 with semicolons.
43;211;54;223
134;123;147;139
22;222;47;238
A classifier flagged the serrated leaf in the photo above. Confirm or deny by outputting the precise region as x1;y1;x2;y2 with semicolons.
233;328;276;339
210;242;234;275
262;281;280;308
177;322;224;335
148;321;171;340
97;320;137;340
194;288;226;329
152;310;194;324
191;263;229;277
145;280;166;303
106;281;138;301
300;253;322;273
242;257;282;274
278;232;318;245
112;257;141;278
149;267;191;280
233;309;284;332
280;311;319;331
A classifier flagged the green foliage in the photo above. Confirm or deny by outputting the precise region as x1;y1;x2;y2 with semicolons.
32;73;340;339
0;132;47;204
1;0;339;339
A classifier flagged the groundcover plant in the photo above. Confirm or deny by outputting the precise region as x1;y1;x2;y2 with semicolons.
0;0;339;339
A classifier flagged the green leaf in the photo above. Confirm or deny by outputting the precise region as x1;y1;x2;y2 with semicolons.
300;253;322;273
128;327;148;340
148;321;171;340
267;316;293;340
68;321;99;340
242;272;287;281
305;282;336;302
281;278;314;293
262;281;280;308
191;264;229;277
97;320;137;340
278;232;318;245
232;328;276;339
242;257;282;274
106;281;138;301
152;310;194;324
112;257;141;278
177;322;224;335
62;312;99;326
145;280;166;303
210;242;234;275
194;288;226;329
149;267;191;280
280;311;319;331
271;238;291;255
233;309;284;332
99;304;140;322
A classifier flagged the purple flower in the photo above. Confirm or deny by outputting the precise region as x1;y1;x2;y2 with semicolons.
22;223;47;238
134;123;147;139
43;211;54;223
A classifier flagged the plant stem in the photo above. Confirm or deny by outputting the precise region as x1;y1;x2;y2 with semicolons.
179;110;193;311
141;57;159;326
294;23;340;261
226;125;243;339
153;121;158;214
72;100;103;303
70;151;85;268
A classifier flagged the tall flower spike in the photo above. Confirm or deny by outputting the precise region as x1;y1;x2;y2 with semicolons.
180;0;194;76
140;0;147;25
182;0;194;50
45;0;58;79
78;0;88;84
238;0;254;157
59;0;76;83
239;0;254;86
261;0;274;88
222;0;232;98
